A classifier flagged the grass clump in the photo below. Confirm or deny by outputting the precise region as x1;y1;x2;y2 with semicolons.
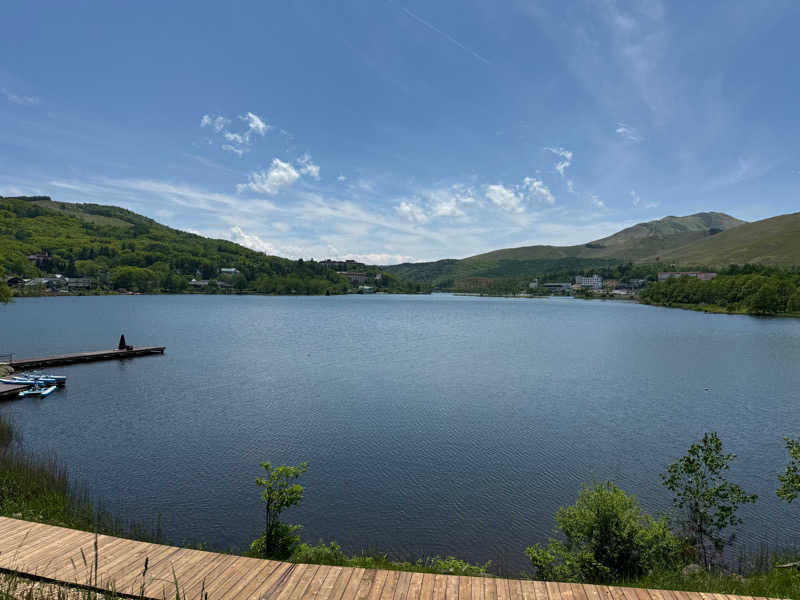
0;414;159;542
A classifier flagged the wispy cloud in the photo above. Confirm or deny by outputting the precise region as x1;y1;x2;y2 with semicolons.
394;184;475;223
590;195;607;210
201;111;271;156
522;177;556;205
630;189;640;207
2;88;40;105
297;153;320;180
486;184;524;214
615;122;641;142
395;200;429;223
545;147;573;178
237;158;300;195
389;1;491;66
237;154;321;195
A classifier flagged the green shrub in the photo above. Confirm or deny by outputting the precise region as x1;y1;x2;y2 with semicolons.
526;482;682;583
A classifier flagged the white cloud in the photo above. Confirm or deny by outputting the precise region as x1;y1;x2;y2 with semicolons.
566;180;576;193
297;153;320;179
201;111;270;156
237;158;300;195
486;184;525;213
615;122;641;142
591;195;607;209
2;88;40;105
221;144;244;157
200;115;228;132
241;112;269;137
630;189;640;207
337;175;347;182
545;147;573;177
522;177;556;205
395;200;429;224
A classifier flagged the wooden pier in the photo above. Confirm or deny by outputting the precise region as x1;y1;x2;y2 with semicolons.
8;346;165;371
0;517;771;600
0;382;29;399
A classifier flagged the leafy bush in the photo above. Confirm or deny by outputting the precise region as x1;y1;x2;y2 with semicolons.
249;522;303;560
526;482;682;583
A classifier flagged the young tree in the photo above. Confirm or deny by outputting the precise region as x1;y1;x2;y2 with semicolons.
777;437;800;502
250;462;309;559
661;432;757;569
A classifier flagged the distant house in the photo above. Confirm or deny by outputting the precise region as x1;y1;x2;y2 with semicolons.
337;271;370;285
189;279;209;288
658;271;717;281
528;279;539;289
358;285;375;293
603;279;618;290
65;277;95;290
26;276;66;291
542;282;572;292
220;267;239;276
618;279;647;291
575;274;603;289
26;251;50;264
321;259;360;271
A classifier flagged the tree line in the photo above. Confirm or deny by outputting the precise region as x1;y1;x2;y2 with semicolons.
640;270;800;315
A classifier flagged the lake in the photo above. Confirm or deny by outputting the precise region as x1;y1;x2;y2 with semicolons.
1;294;798;573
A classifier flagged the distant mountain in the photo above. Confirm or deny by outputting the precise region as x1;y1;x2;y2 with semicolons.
645;212;800;266
384;212;747;287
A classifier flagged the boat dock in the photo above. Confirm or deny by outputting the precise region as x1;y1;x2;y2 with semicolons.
0;517;766;600
0;382;29;399
8;346;165;371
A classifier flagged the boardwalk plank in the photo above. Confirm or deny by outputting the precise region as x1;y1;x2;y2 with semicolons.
406;572;424;600
394;571;413;600
483;578;498;600
446;575;460;600
419;573;437;600
432;574;447;600
380;570;401;600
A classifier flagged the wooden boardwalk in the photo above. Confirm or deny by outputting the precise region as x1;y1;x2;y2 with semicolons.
0;382;29;400
9;346;165;371
0;518;770;600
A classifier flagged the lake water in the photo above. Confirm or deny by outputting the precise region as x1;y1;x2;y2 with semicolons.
1;294;798;573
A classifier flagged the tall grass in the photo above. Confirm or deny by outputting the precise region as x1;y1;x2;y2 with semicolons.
0;414;160;542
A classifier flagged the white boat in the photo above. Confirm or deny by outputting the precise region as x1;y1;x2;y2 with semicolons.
19;385;57;398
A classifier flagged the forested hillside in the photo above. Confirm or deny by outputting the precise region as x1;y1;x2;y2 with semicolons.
0;196;348;294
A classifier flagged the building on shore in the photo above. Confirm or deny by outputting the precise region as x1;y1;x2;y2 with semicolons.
658;271;717;281
574;274;603;289
542;282;572;293
528;279;539;289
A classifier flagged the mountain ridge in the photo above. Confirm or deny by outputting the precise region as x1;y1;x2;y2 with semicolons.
383;211;800;287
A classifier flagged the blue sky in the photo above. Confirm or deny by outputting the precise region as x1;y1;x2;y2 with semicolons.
1;1;798;263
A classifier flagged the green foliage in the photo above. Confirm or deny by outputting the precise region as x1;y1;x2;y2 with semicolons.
525;482;682;583
249;522;303;561
250;461;308;559
288;541;489;575
640;272;800;315
661;432;757;569
778;437;800;503
0;196;351;295
0;267;10;303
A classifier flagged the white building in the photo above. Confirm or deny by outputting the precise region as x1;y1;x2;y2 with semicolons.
528;279;539;289
575;274;603;290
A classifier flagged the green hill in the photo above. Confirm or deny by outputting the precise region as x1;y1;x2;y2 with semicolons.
0;195;349;294
385;212;746;287
642;212;800;267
